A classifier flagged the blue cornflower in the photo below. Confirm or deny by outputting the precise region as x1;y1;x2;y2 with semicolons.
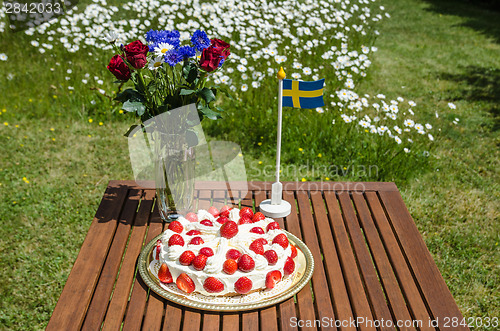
164;49;182;66
191;30;211;51
145;29;158;43
178;46;196;59
145;29;180;48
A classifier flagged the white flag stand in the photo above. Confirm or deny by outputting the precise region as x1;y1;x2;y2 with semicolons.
260;67;291;218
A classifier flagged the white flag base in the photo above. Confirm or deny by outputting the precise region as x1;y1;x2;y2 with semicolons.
259;199;291;218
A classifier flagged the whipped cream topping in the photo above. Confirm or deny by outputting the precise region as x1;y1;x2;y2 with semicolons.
158;208;294;296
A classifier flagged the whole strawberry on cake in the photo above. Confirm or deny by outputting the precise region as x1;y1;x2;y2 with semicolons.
153;206;299;296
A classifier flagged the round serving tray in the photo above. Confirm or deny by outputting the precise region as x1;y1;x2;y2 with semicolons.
138;230;314;311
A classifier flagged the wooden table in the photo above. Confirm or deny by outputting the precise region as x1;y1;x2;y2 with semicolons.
46;181;468;330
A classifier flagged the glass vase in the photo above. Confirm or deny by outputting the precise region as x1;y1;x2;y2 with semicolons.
153;131;195;222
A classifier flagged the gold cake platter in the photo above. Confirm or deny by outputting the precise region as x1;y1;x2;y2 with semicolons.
138;230;314;311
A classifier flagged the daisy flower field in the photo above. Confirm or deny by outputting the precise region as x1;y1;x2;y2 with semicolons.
0;0;498;329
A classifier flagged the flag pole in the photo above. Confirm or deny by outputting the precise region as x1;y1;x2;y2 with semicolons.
259;67;291;218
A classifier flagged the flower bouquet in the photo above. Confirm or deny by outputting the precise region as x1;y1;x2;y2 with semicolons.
106;29;231;221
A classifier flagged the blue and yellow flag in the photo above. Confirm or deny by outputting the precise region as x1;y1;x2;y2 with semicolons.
282;79;325;109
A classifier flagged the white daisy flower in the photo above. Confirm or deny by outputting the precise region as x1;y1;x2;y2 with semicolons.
148;56;163;70
154;42;175;57
241;73;248;80
241;84;248;92
404;119;415;127
316;107;324;113
104;30;119;43
414;123;424;131
359;120;370;128
394;136;402;144
293;62;302;69
252;81;260;88
408;100;416;107
291;72;301;79
303;67;312;75
237;64;247;72
404;148;410;153
428;134;434;141
425;123;433;130
448;102;456;109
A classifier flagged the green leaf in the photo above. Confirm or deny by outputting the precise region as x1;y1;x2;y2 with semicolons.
186;129;198;147
114;88;144;103
197;87;216;104
148;81;157;94
123;100;146;116
199;105;221;120
218;85;234;101
123;124;141;137
182;63;198;84
180;89;196;96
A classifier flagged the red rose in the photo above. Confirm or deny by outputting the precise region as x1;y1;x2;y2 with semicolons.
123;40;149;69
107;55;131;81
210;38;230;51
199;39;230;72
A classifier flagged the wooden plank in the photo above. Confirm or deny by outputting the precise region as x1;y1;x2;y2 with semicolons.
183;310;202;331
296;192;336;326
222;313;240;331
99;190;154;331
139;203;166;330
378;191;469;330
309;192;356;331
121;190;157;331
142;292;165;330
282;191;316;331
337;192;395;330
46;182;129;331
278;298;296;331
241;311;258;331
212;189;226;209
365;192;434;330
163;303;183;331
323;192;376;331
203;312;221;331
198;189;213;210
351;193;417;330
121;275;148;331
81;189;142;330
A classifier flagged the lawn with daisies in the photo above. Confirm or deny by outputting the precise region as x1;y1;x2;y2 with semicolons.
0;0;499;329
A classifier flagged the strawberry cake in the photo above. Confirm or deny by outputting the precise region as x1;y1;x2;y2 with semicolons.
153;206;298;296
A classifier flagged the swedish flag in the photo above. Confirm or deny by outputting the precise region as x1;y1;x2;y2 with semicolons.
282;79;325;109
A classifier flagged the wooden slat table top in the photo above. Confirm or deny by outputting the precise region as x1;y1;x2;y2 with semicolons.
46;181;468;331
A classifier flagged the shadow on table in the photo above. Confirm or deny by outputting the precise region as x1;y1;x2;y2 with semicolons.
439;65;500;131
422;0;500;44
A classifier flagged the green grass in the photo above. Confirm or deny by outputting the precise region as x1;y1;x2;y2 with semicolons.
0;0;499;329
